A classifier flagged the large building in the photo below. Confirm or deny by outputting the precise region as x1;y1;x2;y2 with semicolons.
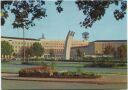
1;35;126;60
71;40;127;60
1;36;88;59
85;40;127;55
71;46;86;60
1;36;39;53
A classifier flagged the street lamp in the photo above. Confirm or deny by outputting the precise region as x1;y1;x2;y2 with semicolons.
82;32;89;41
23;28;25;62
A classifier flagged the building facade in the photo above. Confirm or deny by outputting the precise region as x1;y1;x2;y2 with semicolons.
1;36;88;60
85;40;127;55
1;36;39;59
2;36;126;60
71;46;86;60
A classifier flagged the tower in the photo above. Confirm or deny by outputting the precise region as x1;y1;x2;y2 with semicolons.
64;31;75;60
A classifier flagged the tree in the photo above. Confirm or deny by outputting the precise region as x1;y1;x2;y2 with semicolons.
12;52;17;59
31;42;44;58
103;46;115;56
75;0;126;28
19;46;32;61
1;41;14;59
49;49;55;59
1;0;126;29
1;0;46;29
76;48;83;60
1;0;46;62
117;45;127;60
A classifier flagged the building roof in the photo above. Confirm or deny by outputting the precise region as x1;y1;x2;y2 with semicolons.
94;40;127;42
1;36;39;41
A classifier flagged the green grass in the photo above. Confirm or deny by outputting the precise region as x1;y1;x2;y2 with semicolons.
112;66;127;69
2;60;21;65
55;63;84;67
2;64;21;73
77;69;127;75
99;72;127;75
2;68;20;73
1;61;127;75
21;61;85;67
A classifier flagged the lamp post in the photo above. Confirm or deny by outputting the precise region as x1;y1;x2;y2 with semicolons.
82;32;89;41
23;28;25;62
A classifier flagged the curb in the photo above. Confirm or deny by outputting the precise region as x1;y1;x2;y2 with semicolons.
2;76;127;85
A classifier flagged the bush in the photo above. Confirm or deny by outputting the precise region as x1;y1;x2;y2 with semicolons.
19;66;101;78
19;66;56;77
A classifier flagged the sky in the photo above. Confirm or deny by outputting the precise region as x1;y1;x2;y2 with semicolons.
1;1;127;41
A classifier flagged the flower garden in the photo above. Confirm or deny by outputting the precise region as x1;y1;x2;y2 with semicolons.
19;66;101;78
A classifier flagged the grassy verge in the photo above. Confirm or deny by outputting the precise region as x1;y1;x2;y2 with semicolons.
19;66;101;78
112;66;127;69
1;61;127;75
21;61;85;67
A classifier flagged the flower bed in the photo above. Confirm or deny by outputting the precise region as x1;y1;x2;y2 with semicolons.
19;66;56;77
19;66;101;78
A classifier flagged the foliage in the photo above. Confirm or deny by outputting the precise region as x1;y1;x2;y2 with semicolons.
117;45;127;60
19;66;100;78
89;57;127;68
55;0;63;13
1;0;46;29
31;42;44;57
76;66;82;75
19;46;32;59
12;52;17;57
19;66;51;77
75;0;127;28
1;41;14;56
1;1;12;25
1;0;126;29
50;61;56;70
49;49;55;58
76;48;83;59
103;46;115;55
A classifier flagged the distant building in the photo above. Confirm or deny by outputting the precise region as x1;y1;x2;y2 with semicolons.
70;40;127;60
71;46;86;60
1;36;39;54
2;35;126;60
1;36;88;60
38;38;88;60
85;40;127;55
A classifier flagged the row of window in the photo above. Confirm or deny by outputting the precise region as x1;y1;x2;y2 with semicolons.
11;42;34;45
9;41;86;48
43;43;64;45
44;46;64;48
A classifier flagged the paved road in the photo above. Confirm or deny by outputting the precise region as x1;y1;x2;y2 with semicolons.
2;73;127;84
2;80;127;89
2;73;127;89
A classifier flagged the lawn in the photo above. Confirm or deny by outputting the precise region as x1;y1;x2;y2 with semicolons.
1;61;127;75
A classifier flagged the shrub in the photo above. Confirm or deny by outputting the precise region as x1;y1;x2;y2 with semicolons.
76;67;82;75
19;66;56;77
19;66;101;78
